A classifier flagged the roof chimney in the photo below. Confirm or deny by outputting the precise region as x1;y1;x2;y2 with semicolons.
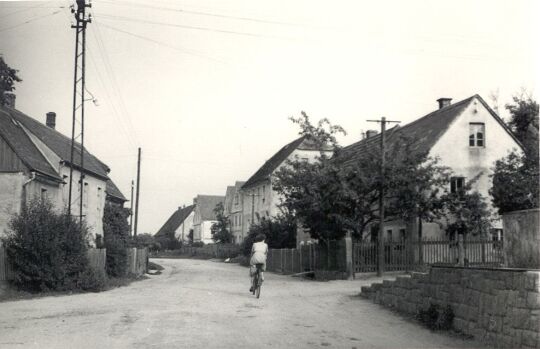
46;112;56;129
366;130;378;139
3;92;15;108
437;98;452;110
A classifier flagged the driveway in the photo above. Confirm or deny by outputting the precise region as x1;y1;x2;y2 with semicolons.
0;258;485;348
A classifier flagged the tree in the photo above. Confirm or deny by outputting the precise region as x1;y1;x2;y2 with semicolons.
443;187;492;239
490;94;539;213
103;203;130;277
211;202;233;243
241;214;297;256
0;55;22;106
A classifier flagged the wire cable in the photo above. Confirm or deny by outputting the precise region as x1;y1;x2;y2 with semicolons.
0;9;63;33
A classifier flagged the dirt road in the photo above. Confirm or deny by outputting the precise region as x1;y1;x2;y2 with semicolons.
0;259;485;348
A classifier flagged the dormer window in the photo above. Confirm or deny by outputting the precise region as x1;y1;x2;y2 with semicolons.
469;123;485;147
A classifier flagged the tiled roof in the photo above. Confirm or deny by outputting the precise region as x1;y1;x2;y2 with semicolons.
196;195;225;221
0;107;62;181
105;179;127;202
6;107;110;179
340;95;477;165
242;136;329;189
155;205;195;237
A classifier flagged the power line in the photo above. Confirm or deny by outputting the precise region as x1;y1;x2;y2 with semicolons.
96;0;300;27
0;9;63;33
96;20;226;63
0;1;61;19
94;13;294;40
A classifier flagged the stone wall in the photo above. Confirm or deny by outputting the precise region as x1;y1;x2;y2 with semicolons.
361;266;540;349
503;208;540;268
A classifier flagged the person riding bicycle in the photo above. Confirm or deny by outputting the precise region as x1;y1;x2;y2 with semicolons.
249;233;268;293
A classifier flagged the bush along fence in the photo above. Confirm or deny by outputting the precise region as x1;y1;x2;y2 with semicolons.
360;266;540;349
0;247;148;281
154;244;240;259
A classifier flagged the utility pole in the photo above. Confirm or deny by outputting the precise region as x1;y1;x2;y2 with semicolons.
68;0;91;219
129;180;134;235
367;117;400;276
134;148;141;237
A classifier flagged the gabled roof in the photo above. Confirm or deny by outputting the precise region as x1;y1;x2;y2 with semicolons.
341;95;482;166
242;136;329;189
195;195;225;221
0;107;62;181
105;179;127;202
223;185;236;214
155;205;195;237
5;106;110;179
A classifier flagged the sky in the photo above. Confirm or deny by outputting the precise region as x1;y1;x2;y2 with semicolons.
0;0;538;234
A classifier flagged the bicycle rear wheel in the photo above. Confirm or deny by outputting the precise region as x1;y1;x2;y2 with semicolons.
252;274;258;295
255;280;261;298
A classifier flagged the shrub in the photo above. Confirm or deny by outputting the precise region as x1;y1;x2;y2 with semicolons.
191;241;205;248
417;303;454;330
2;199;92;292
103;203;130;277
77;267;108;292
241;215;297;256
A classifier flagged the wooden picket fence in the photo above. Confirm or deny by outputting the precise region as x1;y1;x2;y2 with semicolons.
353;238;504;273
87;248;106;272
0;247;15;281
127;248;148;276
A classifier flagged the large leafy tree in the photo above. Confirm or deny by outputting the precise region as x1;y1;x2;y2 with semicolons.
102;203;130;277
211;202;233;243
0;55;22;106
490;93;539;214
241;214;297;256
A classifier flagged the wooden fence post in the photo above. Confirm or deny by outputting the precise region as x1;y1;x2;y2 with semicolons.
458;234;465;266
345;236;353;280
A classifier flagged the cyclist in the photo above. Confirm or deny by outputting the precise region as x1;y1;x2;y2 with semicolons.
249;233;268;292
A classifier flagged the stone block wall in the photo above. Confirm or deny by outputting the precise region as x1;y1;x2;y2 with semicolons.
360;266;540;349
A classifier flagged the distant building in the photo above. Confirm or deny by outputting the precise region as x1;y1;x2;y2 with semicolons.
0;101;125;243
155;205;195;243
192;195;225;244
341;94;523;240
241;136;331;238
223;181;245;244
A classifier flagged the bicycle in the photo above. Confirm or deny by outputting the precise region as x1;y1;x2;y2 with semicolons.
251;263;264;299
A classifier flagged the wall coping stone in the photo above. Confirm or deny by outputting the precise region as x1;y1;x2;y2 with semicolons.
432;265;540;272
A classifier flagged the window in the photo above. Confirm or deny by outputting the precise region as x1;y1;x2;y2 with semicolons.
262;185;266;203
469;123;485;147
386;229;393;241
450;177;465;194
40;188;48;201
399;229;406;241
234;194;239;205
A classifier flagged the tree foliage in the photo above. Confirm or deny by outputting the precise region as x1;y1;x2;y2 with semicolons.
0;55;22;106
211;202;233;243
490;93;539;214
241;214;297;256
103;203;130;277
2;199;105;292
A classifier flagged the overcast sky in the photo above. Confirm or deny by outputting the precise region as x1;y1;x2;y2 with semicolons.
0;0;538;234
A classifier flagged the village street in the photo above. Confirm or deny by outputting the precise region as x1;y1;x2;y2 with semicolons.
0;259;486;349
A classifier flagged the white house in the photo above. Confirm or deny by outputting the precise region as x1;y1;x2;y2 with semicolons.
0;102;126;243
223;181;245;244
240;136;331;238
192;195;224;244
341;94;523;240
155;205;195;243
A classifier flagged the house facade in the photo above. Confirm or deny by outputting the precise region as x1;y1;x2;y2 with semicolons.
240;136;331;239
155;205;195;243
223;181;245;244
341;95;523;241
192;195;225;244
0;102;125;243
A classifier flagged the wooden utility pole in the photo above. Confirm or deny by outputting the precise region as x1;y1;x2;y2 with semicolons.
367;117;400;276
134;148;141;237
129;179;134;235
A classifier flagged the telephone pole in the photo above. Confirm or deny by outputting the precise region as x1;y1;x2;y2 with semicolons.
367;117;400;276
134;148;141;237
68;0;91;220
129;180;134;235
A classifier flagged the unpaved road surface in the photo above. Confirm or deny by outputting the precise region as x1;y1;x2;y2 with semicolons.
0;259;485;348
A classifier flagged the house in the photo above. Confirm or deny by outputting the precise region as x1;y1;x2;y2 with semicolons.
340;94;523;240
155;204;195;243
240;136;332;238
192;195;225;244
223;181;245;244
0;101;126;243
